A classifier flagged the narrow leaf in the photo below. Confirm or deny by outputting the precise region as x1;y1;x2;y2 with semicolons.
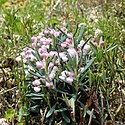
90;42;98;54
26;93;44;97
62;112;70;123
56;108;67;112
46;104;56;118
105;45;117;52
73;23;79;37
76;25;85;44
81;37;91;50
81;58;95;74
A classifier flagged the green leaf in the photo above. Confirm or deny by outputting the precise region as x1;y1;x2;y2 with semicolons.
62;120;68;125
105;44;118;52
67;53;74;71
28;70;42;78
73;23;79;37
18;107;23;122
31;97;43;100
32;50;42;62
80;58;95;74
28;70;37;76
66;63;73;71
51;17;60;24
5;109;14;119
79;71;88;83
61;35;66;42
96;50;103;62
46;104;56;118
62;112;70;123
53;88;72;96
27;61;39;73
78;101;85;108
90;42;98;54
26;93;44;97
56;108;67;112
30;105;40;114
49;116;54;125
76;25;85;44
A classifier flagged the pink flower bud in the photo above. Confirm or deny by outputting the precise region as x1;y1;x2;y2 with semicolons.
61;27;67;33
78;40;85;48
49;72;55;80
67;71;74;77
67;32;73;38
49;51;58;57
34;76;38;79
40;52;49;59
31;36;37;43
66;77;74;83
65;38;71;45
59;52;65;58
62;56;68;62
36;61;46;70
67;48;77;57
50;29;55;35
45;82;54;88
48;62;54;68
99;41;104;47
37;35;42;40
32;79;41;86
40;37;45;43
80;40;85;45
55;59;59;65
25;55;30;60
30;55;36;61
25;50;31;55
59;52;68;62
93;42;98;47
20;51;25;57
54;31;61;37
61;71;67;77
32;42;37;48
44;30;49;35
52;66;58;72
43;40;49;45
83;44;90;52
59;31;62;36
61;43;67;48
39;45;47;54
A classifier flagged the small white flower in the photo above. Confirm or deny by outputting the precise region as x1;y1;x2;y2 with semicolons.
49;72;55;80
16;56;21;62
45;82;54;88
0;118;9;125
66;77;74;83
59;76;65;80
34;87;41;93
95;29;102;36
79;23;86;27
32;79;41;86
83;44;90;52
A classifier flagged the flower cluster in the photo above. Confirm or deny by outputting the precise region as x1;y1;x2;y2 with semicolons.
16;27;104;93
